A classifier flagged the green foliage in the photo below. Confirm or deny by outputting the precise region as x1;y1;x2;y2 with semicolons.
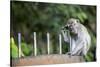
10;37;33;58
21;42;32;56
10;37;18;58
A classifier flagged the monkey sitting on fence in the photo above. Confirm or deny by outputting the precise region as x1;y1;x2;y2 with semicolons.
61;18;91;56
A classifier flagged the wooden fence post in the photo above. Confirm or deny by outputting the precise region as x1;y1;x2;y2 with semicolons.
18;33;21;58
59;34;62;54
47;32;50;54
34;32;37;56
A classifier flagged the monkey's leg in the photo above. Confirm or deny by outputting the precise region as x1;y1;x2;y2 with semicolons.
71;42;84;56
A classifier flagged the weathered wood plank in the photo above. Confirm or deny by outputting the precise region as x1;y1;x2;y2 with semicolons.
11;54;84;67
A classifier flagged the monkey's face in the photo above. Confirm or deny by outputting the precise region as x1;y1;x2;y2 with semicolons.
64;18;79;35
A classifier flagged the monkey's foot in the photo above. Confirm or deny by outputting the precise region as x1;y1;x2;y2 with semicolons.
66;52;71;55
66;52;83;56
66;52;76;56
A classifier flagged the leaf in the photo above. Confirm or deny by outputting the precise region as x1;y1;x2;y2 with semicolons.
21;42;32;56
10;37;18;58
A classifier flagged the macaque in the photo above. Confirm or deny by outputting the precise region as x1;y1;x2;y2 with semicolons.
61;18;91;56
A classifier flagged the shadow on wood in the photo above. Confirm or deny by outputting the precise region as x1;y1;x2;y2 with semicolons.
11;54;85;66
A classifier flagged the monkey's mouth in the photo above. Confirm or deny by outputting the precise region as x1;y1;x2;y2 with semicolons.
70;28;78;36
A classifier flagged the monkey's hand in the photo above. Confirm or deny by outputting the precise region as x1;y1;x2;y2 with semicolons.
61;28;70;43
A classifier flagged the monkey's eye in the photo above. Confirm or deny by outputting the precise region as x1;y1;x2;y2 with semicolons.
73;23;76;26
70;22;73;25
76;19;79;23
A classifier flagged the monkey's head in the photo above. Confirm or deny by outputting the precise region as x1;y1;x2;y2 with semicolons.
64;18;80;36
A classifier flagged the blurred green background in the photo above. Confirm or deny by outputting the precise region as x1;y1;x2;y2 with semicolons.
10;1;96;62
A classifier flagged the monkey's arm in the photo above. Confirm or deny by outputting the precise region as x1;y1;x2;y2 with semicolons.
70;39;84;56
61;29;70;43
